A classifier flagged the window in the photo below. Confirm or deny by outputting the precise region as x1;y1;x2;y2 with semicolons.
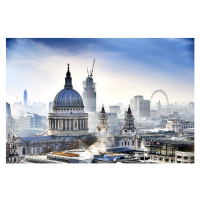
22;147;26;155
177;156;182;159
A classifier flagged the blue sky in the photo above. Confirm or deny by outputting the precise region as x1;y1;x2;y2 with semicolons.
6;38;194;107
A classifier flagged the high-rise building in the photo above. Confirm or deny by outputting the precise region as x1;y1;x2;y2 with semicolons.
6;102;13;137
49;101;54;113
32;114;42;128
24;89;27;107
13;113;42;130
82;59;96;112
107;113;119;131
139;100;150;118
109;105;121;114
130;95;144;114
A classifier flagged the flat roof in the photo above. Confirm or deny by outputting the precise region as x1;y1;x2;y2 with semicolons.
53;152;79;157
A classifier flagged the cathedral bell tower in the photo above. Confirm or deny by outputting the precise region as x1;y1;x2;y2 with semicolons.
96;105;109;133
122;105;136;135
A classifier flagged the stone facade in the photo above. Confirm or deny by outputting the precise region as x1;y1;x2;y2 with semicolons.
166;119;194;132
13;136;74;158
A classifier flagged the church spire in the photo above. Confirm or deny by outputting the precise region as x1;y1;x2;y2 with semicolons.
127;104;131;114
96;104;109;132
64;63;73;89
122;104;136;135
101;104;105;113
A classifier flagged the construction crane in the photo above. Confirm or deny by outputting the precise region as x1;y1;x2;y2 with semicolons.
90;58;95;77
87;66;89;77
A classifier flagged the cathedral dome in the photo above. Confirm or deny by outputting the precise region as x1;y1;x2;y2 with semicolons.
48;63;88;137
54;89;84;107
53;64;84;107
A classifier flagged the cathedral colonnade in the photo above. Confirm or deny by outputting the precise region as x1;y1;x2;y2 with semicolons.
49;118;88;131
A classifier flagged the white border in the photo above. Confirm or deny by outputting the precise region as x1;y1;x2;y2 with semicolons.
0;1;199;200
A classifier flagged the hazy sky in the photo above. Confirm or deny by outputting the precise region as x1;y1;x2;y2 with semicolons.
6;38;194;107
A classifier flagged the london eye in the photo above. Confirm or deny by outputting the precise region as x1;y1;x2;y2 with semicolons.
150;89;169;108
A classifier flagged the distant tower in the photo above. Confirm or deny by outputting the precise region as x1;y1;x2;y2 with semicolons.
122;105;136;135
157;100;161;114
189;102;194;110
96;105;109;133
24;89;27;107
139;100;150;118
82;59;96;112
49;101;54;113
6;102;12;138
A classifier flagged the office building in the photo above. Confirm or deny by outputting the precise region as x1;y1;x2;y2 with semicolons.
139;100;150;118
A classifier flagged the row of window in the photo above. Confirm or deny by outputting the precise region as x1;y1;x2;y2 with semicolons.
55;108;83;111
122;141;130;146
177;156;194;160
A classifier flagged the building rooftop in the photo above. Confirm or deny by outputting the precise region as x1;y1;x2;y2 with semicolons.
22;135;55;141
53;152;79;157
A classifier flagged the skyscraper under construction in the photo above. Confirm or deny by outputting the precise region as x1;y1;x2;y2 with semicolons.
82;59;96;112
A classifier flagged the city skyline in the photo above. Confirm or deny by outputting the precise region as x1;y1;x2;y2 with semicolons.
6;38;194;106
